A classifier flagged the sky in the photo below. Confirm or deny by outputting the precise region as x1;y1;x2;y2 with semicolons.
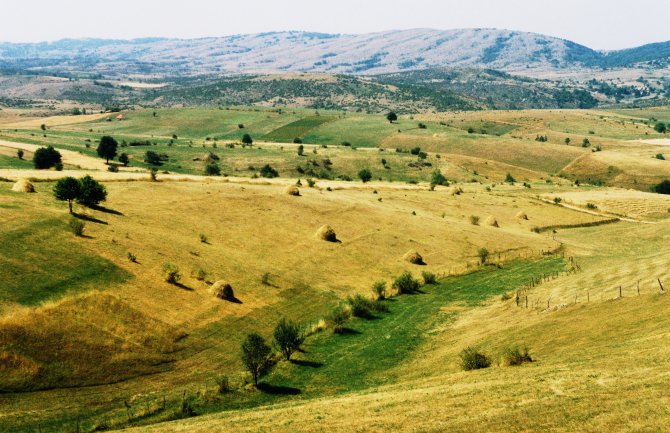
2;0;669;50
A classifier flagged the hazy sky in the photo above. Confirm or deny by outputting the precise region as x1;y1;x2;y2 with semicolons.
2;0;669;50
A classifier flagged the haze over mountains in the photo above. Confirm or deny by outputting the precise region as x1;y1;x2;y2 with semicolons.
2;28;670;77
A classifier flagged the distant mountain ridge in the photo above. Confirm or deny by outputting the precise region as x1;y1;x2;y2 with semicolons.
1;28;669;78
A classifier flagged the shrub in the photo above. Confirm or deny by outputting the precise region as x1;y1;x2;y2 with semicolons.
652;180;670;195
358;168;372;183
326;306;351;334
77;175;107;207
459;347;491;371
261;272;271;285
162;263;181;284
17;149;23;160
553;197;562;204
107;164;119;172
656;153;666;160
192;268;207;281
241;333;272;385
586;202;597;209
306;178;316;187
422;271;437;285
205;163;221;176
346;294;377;318
501;292;512;301
418;122;426;129
410;147;421;155
215;375;231;394
144;150;162;165
293;137;303;144
241;133;253;145
68;218;85;236
470;215;480;225
273;318;304;361
392;271;421;294
501;346;533;366
372;281;386;300
149;168;158;181
33;145;62;169
127;252;137;263
505;173;516;183
431;170;447;186
478;248;490;264
260;164;279;178
297;144;304;156
199;233;208;243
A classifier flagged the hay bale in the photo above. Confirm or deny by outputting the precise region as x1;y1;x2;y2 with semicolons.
516;211;529;220
449;186;463;196
210;281;235;300
403;250;425;265
11;179;35;193
316;225;337;242
485;216;499;227
286;185;300;196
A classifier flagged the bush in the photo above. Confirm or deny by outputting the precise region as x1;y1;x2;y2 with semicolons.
372;281;386;300
505;173;516;183
346;294;377;318
586;202;597;209
33;146;62;169
127;252;137;263
215;376;231;394
68;218;85;236
107;164;119;172
149;168;158;181
652;180;670;195
273;318;304;361
77;175;107;207
119;153;129;166
392;271;421;294
162;263;181;284
422;271;437;285
478;248;490;264
241;133;253;145
192;268;207;281
459;347;491;371
470;215;480;225
306;178;316;187
501;346;533;366
17;149;23;160
144;150;162;165
431;170;447;186
553;197;562;204
293;137;303;144
205;163;221;176
358;168;372;183
260;164;279;178
297;144;304;156
326;306;351;334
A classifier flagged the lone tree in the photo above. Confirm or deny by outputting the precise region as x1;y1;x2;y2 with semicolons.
241;134;253;145
97;136;118;164
297;144;304;156
240;333;272;386
77;175;107;207
144;150;162;166
53;177;81;214
358;168;372;183
33;146;62;169
386;112;398;123
655;122;667;134
273;318;303;361
17;149;24;160
118;153;129;167
564;137;571;145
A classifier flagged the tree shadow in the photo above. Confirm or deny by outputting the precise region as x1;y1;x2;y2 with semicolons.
73;213;107;225
90;204;124;215
257;383;301;395
290;359;324;368
173;282;194;291
223;296;243;304
335;327;362;336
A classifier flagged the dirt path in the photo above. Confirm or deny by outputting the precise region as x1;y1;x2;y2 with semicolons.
0;139;110;171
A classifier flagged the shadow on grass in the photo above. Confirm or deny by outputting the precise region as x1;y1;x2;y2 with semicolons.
290;359;324;368
173;282;194;291
90;204;124;216
223;296;243;304
73;212;107;225
335;327;362;336
257;383;301;395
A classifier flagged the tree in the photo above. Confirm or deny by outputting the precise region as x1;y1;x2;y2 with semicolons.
505;173;516;183
273;318;303;361
655;122;667;134
260;164;279;178
240;333;272;386
386;112;397;123
241;134;253;145
33;146;62;169
652;179;670;195
53;177;81;214
97;136;118;164
582;138;591;147
144;150;162;165
564;137;571;145
118;153;129;166
77;175;107;207
358;168;372;183
478;248;490;264
204;162;221;176
431;170;447;186
17;149;24;160
297;144;304;156
40;124;46;131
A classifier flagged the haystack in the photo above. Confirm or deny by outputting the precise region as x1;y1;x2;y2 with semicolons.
209;281;235;300
516;211;529;220
403;250;425;265
449;186;463;196
11;179;35;193
286;185;300;196
316;225;338;242
485;216;499;227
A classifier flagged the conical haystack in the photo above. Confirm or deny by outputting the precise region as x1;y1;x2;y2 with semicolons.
316;225;338;242
515;211;528;220
286;185;300;196
209;281;234;300
11;179;35;193
449;186;463;196
485;216;499;227
403;250;425;265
